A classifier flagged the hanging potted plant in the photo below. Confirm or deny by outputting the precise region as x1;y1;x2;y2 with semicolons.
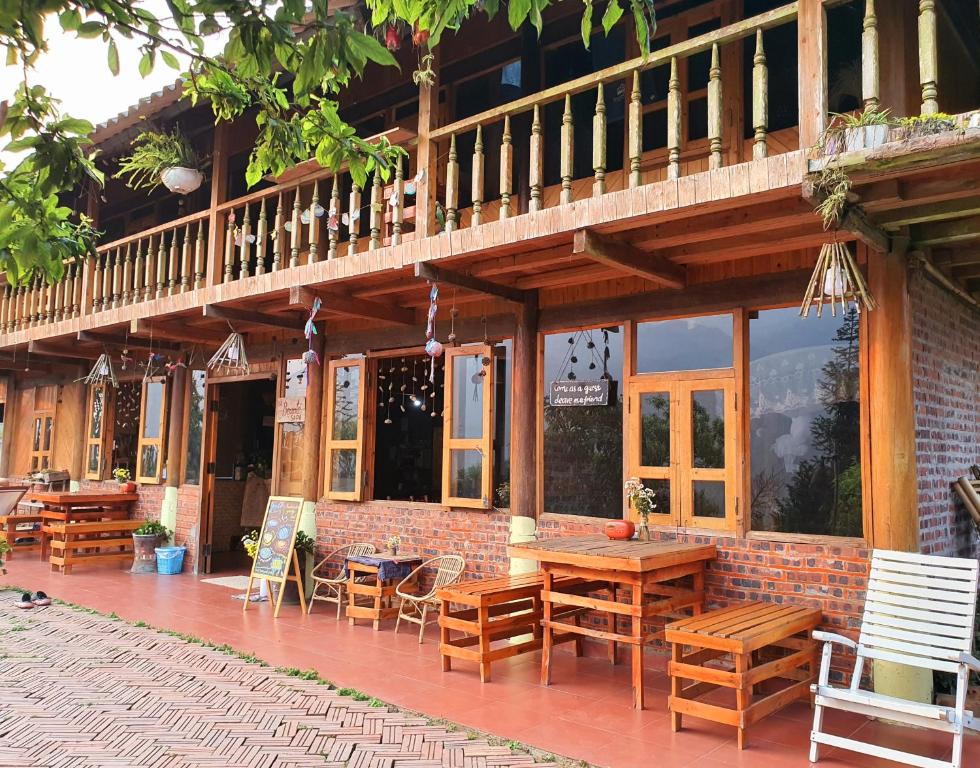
822;105;892;156
113;467;137;494
131;520;172;574
116;128;203;194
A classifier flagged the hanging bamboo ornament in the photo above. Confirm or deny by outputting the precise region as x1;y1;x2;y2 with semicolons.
800;240;876;318
80;353;118;388
208;331;250;376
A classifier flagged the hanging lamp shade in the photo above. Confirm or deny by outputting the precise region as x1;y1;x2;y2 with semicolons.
207;332;250;376
81;353;118;388
800;241;877;318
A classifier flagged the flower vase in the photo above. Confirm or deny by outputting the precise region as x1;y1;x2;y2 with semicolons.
638;523;651;541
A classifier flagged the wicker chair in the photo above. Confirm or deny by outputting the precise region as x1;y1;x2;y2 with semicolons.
394;554;466;643
308;542;376;618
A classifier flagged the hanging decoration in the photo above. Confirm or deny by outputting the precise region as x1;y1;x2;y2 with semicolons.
424;282;443;382
448;289;459;345
800;240;876;318
208;331;250;376
302;296;322;382
164;357;187;377
80;353;118;388
143;351;166;381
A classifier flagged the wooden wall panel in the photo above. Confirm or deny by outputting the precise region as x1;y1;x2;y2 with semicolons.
9;388;34;476
53;381;86;476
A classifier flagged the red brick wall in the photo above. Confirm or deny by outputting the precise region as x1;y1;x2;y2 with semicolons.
176;485;202;573
77;480;164;521
910;272;980;558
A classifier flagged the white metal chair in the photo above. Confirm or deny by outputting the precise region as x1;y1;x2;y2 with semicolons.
307;542;376;618
810;549;980;768
394;554;466;643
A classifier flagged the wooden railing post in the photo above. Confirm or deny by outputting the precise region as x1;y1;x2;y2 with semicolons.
500;115;513;219
752;30;769;159
445;134;459;231
471;125;484;227
206;120;230;287
327;179;340;259
529;105;544;211
707;43;723;170
560;95;574;204
369;170;382;249
917;0;938;114
592;83;607;196
628;72;642;188
862;0;880;109
391;156;405;245
256;199;268;275
415;52;440;238
798;0;828;148
348;183;361;255
309;181;321;261
667;57;681;179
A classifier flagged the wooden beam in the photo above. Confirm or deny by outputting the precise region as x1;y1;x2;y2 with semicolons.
289;286;415;326
323;313;516;357
202;304;299;330
77;331;181;351
414;262;529;304
912;215;980;247
878;197;980;229
28;342;100;361
130;318;227;345
659;226;829;264
840;207;891;253
573;229;686;289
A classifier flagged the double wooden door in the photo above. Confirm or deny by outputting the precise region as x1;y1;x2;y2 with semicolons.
628;374;737;531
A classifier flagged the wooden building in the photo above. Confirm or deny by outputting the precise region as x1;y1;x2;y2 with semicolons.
0;0;978;642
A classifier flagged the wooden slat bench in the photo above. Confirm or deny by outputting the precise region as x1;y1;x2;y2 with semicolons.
665;602;821;749
437;572;599;682
45;519;143;574
0;514;43;558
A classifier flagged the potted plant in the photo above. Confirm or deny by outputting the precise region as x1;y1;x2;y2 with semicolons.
385;534;401;556
823;105;892;155
116;128;203;195
0;539;10;576
131;520;172;574
113;467;137;494
283;531;315;604
625;477;659;541
898;112;960;140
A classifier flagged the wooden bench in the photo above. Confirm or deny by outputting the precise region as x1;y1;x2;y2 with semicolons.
0;514;43;558
665;602;821;749
45;519;144;574
437;572;598;682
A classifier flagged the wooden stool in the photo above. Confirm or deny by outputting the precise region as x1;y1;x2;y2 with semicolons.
0;514;43;558
665;602;821;749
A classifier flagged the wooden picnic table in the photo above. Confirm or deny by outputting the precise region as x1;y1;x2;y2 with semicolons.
508;535;716;709
346;553;423;630
28;491;138;561
47;518;145;574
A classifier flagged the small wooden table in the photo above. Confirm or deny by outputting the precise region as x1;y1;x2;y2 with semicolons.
46;519;145;573
346;553;423;630
665;602;821;749
508;535;716;709
28;492;137;560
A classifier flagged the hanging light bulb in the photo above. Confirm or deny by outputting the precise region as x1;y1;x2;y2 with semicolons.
823;262;849;297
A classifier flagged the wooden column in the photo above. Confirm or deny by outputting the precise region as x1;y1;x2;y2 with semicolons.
302;328;326;502
867;243;919;552
797;0;828;149
166;363;188;488
206;120;231;287
0;373;15;477
415;53;440;238
510;292;539;521
878;1;919;116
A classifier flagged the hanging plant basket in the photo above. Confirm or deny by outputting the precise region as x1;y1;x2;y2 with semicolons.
161;167;204;195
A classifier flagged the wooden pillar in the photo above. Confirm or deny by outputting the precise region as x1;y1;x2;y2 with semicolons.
206;121;231;287
302;329;325;502
797;0;828;148
415;53;440;239
867;242;919;552
510;292;538;522
166;363;188;488
0;373;15;477
877;1;919;116
63;382;87;481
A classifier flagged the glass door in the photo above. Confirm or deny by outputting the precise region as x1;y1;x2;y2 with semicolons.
627;382;674;525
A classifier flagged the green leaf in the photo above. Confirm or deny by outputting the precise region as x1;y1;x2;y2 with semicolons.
59;9;82;32
161;50;180;70
508;0;531;30
346;32;398;69
138;51;154;78
76;21;104;39
581;0;593;50
107;39;120;76
602;0;623;34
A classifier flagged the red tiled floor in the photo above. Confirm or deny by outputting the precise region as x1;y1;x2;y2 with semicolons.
4;559;979;768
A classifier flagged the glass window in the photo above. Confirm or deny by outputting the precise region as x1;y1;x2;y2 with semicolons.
184;371;205;485
450;352;485;439
142;381;165;439
325;358;364;501
543;326;624;518
749;307;862;537
636;315;734;373
332;364;360;441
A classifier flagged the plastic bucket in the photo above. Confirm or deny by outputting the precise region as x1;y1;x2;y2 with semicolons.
154;546;186;575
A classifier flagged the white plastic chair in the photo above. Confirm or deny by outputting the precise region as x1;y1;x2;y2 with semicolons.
394;554;465;643
307;542;376;618
810;549;980;768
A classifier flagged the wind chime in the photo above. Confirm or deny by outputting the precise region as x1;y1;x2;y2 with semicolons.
302;296;322;383
556;329;610;381
801;238;877;318
80;352;118;388
208;328;250;376
424;283;443;381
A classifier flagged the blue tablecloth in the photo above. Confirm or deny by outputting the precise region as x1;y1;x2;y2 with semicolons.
344;554;422;583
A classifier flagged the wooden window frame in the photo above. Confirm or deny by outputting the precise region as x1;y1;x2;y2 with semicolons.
30;409;54;472
442;344;494;509
323;357;366;501
136;376;169;485
84;383;112;481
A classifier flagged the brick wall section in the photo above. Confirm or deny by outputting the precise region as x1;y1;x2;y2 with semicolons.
910;271;980;558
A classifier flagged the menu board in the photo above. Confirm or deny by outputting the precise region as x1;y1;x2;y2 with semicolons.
249;496;304;581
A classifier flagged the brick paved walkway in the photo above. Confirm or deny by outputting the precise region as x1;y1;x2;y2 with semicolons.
0;601;554;768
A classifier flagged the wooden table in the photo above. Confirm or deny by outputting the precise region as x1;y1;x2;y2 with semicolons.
28;492;138;561
665;602;821;749
437;572;598;682
508;535;716;709
346;553;423;630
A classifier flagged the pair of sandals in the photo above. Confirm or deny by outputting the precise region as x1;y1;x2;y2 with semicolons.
15;591;51;609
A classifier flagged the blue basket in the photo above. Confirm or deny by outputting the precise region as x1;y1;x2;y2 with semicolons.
155;546;186;575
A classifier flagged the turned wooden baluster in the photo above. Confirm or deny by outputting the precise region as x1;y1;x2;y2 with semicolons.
13;285;23;330
863;0;879;109
391;156;404;246
4;285;13;332
667;57;681;180
500;115;513;218
224;213;236;281
445;133;459;232
180;223;192;291
469;125;485;226
290;190;301;267
92;255;104;312
593;83;607;196
45;275;55;323
122;243;133;304
61;267;71;320
52;274;63;322
155;233;167;298
17;284;27;329
71;263;81;317
530;104;544;210
27;279;37;326
0;285;9;333
272;193;284;270
255;199;268;275
308;182;320;262
143;238;156;301
918;0;938;114
560;95;574;204
239;204;253;278
628;72;642;188
327;178;341;259
753;30;769;160
167;230;179;295
348;181;361;256
133;240;145;304
108;248;118;308
194;221;205;288
708;43;723;170
369;169;382;249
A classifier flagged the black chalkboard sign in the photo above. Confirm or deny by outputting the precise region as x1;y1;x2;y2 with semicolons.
244;495;306;618
550;379;609;406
